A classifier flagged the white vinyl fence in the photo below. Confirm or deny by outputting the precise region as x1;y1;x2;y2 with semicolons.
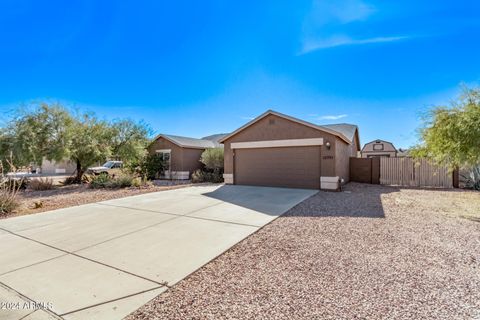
380;157;453;188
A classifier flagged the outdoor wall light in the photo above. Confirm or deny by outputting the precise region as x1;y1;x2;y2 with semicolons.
325;141;331;150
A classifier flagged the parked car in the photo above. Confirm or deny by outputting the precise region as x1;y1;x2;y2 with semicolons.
87;161;123;176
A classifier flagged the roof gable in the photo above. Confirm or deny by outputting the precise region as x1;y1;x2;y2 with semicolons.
219;110;357;145
362;139;397;152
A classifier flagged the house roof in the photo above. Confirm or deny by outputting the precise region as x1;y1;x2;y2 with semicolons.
152;133;228;149
320;124;358;144
201;133;229;146
219;110;359;148
157;134;217;149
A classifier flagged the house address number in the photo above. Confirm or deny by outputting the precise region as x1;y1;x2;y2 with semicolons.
322;156;334;160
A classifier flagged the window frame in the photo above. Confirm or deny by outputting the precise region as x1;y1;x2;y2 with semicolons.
155;149;172;171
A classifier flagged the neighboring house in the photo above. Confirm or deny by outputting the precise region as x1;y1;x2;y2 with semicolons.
361;139;397;158
148;133;227;179
220;110;360;190
39;158;76;175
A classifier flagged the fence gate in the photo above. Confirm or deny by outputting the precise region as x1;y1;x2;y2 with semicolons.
380;157;453;188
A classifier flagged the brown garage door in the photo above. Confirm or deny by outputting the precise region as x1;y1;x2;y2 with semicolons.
234;146;321;189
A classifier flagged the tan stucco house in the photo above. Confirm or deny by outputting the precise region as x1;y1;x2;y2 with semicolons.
219;110;360;190
148;133;226;179
361;139;397;158
37;158;76;175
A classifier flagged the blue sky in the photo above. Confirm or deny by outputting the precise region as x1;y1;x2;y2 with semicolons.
0;0;479;148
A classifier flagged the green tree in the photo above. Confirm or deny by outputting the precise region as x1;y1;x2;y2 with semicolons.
110;119;151;165
68;113;115;181
200;148;224;172
0;103;151;182
411;86;480;169
0;103;73;168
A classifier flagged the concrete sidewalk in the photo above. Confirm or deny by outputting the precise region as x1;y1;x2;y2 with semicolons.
0;185;316;320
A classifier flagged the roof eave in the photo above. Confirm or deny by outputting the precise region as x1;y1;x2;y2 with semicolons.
152;134;213;149
219;110;352;144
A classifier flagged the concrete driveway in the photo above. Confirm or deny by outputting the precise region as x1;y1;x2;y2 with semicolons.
0;185;316;320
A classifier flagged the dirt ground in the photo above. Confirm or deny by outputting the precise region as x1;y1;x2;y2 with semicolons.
128;183;480;320
5;181;194;218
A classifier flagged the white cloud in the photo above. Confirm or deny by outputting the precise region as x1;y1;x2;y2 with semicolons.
299;0;412;54
316;114;348;120
306;0;376;26
240;116;255;120
300;35;409;54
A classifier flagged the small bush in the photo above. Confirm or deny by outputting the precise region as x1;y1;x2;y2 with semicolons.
29;178;54;191
3;178;29;190
0;178;23;214
90;173;145;189
131;177;142;187
200;148;224;171
191;169;223;183
90;174;114;188
130;154;166;180
131;176;152;188
114;175;134;188
62;175;90;185
0;192;19;214
463;167;480;190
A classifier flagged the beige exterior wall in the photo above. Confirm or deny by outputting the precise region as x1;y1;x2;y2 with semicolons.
221;113;363;190
40;159;76;175
335;132;359;183
223;114;338;178
181;147;205;173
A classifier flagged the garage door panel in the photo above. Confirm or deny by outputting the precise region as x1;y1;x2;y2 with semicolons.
235;146;320;189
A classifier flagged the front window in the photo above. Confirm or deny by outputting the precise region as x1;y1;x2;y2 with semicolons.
156;150;171;172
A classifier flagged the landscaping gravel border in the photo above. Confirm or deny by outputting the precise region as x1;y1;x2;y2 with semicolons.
127;183;480;320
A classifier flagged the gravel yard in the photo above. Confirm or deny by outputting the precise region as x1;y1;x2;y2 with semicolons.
128;183;480;320
7;180;194;218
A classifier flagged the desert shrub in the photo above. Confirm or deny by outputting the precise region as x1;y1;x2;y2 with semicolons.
29;178;54;191
114;174;135;188
90;173;145;189
129;154;165;180
191;169;223;183
461;166;480;190
62;174;90;185
62;176;78;185
0;191;20;214
0;178;23;214
193;148;225;184
2;178;29;190
90;173;114;188
131;177;142;187
200;148;224;172
131;176;152;187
